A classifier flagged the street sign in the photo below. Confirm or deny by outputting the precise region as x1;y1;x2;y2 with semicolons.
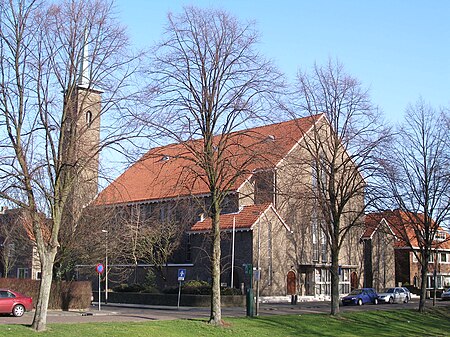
243;263;252;275
96;263;104;274
178;269;186;281
253;269;261;281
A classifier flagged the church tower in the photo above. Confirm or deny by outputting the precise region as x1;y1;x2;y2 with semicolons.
62;34;102;228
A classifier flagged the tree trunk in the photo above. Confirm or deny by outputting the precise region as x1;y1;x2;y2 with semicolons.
330;246;340;315
31;248;57;331
209;202;222;325
418;261;428;313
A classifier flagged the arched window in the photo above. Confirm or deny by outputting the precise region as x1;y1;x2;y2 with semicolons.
85;110;93;126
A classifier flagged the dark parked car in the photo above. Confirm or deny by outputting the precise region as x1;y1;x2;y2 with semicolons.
341;288;378;306
0;289;33;317
442;288;450;301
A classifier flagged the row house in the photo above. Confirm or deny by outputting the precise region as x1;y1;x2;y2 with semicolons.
0;208;41;280
362;209;450;291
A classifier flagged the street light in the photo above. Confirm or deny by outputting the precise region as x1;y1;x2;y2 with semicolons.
101;229;108;304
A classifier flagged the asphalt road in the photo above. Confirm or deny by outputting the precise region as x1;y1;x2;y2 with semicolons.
0;299;448;325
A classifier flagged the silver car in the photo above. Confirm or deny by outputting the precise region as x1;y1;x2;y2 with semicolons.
442;288;450;300
377;287;409;304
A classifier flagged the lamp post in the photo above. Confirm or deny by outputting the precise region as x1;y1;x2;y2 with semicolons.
101;229;108;304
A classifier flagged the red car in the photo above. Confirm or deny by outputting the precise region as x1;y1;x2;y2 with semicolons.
0;289;33;317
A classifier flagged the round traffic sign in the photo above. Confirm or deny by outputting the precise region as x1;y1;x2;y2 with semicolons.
96;263;104;274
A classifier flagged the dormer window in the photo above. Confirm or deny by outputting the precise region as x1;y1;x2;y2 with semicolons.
85;110;93;126
198;213;205;222
265;135;275;142
435;231;446;241
161;155;170;161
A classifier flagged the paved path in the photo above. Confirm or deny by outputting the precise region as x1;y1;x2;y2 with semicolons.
0;299;448;325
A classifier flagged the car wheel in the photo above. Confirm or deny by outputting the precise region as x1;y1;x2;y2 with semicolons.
12;304;25;317
373;298;378;305
404;297;409;304
388;296;394;304
357;299;363;306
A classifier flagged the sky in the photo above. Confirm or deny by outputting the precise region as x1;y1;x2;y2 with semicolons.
113;0;450;124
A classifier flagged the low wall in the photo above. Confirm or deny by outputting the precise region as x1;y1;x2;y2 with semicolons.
93;291;245;307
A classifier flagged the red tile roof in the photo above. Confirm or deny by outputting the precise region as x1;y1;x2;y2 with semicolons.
0;208;50;243
364;210;450;249
94;115;323;206
189;203;286;232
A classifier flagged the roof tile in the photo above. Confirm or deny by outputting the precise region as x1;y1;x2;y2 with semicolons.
94;115;322;206
190;203;271;232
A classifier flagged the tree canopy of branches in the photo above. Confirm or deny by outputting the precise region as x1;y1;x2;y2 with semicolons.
0;0;136;331
140;6;284;325
381;99;450;313
292;60;390;315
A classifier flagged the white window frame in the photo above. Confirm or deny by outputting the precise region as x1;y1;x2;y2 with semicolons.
439;252;450;264
17;268;29;279
435;231;446;241
339;268;351;294
316;268;331;295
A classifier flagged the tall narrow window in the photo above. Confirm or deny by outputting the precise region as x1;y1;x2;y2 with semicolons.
85;110;93;126
321;229;328;263
268;220;273;285
186;235;191;262
312;214;319;262
254;170;274;204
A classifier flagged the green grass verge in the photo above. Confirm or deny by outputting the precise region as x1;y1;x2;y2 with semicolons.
1;307;448;336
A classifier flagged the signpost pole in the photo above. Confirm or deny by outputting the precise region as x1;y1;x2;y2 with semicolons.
95;263;104;311
177;281;182;310
177;268;186;310
98;272;101;311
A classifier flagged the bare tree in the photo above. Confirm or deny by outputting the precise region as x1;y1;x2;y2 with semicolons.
0;0;137;331
291;60;390;315
136;220;183;281
381;99;450;313
139;6;284;325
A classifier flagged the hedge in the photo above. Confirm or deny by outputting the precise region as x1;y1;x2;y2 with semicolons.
0;278;92;310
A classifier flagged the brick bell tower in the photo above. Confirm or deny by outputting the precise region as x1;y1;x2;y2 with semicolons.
62;35;102;230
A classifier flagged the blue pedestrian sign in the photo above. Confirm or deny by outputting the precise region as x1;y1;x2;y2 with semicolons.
178;269;186;281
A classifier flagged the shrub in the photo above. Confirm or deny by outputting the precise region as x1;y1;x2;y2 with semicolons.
162;286;180;294
112;283;144;293
141;286;160;294
142;270;160;293
220;287;242;295
182;280;211;295
161;280;241;296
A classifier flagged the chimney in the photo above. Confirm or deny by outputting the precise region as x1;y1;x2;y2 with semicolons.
0;206;7;214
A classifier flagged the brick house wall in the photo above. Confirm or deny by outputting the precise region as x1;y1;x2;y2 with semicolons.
395;249;411;286
370;229;396;291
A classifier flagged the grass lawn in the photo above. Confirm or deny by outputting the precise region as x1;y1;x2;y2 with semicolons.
1;307;448;336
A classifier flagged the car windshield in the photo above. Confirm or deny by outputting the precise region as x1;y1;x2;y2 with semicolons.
348;289;362;295
385;288;395;293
